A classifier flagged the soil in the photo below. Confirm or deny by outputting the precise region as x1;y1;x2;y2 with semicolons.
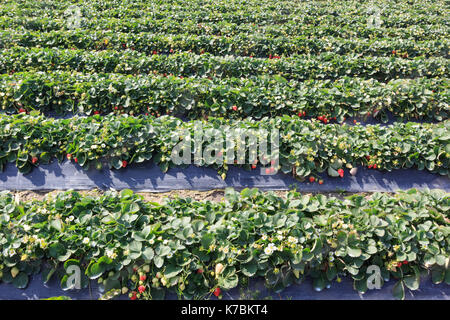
11;189;370;203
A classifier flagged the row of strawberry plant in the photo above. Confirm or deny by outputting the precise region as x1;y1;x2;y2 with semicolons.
0;188;448;299
1;47;447;83
1;16;447;41
0;29;448;58
1;71;447;121
1;0;445;27
0;114;448;177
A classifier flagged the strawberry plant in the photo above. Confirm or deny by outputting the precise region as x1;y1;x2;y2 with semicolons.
0;188;448;299
0;114;448;177
0;71;447;121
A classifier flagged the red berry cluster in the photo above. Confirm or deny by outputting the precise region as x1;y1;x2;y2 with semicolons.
316;115;337;124
397;260;409;268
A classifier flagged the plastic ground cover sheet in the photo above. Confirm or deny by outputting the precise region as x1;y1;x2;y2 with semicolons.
0;274;448;300
0;161;448;192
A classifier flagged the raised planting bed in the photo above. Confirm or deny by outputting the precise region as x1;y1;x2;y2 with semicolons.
0;114;448;178
0;188;448;300
1;71;448;121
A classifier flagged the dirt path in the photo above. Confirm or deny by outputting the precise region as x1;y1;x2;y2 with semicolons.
11;189;370;203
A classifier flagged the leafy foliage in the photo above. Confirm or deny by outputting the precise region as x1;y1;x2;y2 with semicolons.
0;188;448;299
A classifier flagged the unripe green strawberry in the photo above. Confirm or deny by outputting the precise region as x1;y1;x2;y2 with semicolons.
143;265;150;273
97;277;103;284
108;271;114;277
131;275;138;282
11;267;20;278
122;287;129;295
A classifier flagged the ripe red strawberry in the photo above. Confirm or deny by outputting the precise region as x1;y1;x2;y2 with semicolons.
265;168;271;174
197;269;203;274
366;155;371;160
373;164;377;169
338;169;344;178
130;291;137;300
270;166;275;173
74;157;78;163
309;176;315;183
114;106;118;110
138;285;146;293
397;262;402;268
140;275;147;281
403;260;408;265
67;153;72;160
298;112;303;117
169;48;174;53
368;164;373;169
152;50;157;55
232;105;238;111
19;108;26;113
31;157;38;164
392;50;396;55
318;180;324;185
318;116;324;121
122;160;128;168
353;119;357;124
213;287;221;297
323;118;328;124
93;110;100;115
269;54;272;59
251;164;257;169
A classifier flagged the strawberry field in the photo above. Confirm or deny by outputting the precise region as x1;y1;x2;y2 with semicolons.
0;0;449;301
